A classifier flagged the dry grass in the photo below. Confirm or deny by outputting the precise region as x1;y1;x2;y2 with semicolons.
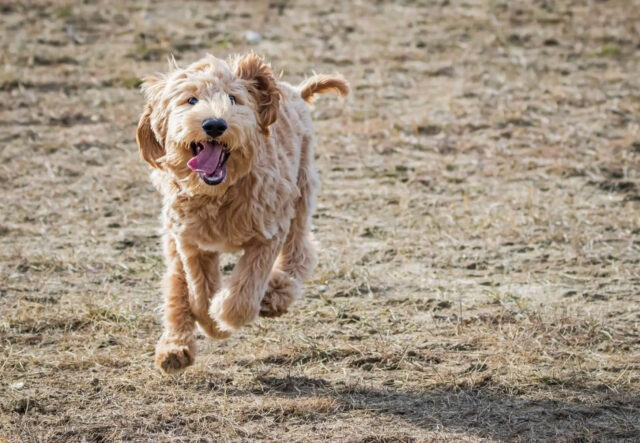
1;0;640;441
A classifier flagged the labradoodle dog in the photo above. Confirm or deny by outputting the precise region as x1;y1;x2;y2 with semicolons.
136;53;348;373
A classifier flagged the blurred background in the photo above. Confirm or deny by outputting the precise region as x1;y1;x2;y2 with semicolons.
1;1;639;441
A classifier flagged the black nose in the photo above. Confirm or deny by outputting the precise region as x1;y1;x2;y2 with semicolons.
202;118;227;137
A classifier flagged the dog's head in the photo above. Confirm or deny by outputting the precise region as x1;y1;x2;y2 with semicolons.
136;54;281;194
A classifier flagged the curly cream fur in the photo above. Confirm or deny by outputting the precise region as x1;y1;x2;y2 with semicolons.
136;53;348;373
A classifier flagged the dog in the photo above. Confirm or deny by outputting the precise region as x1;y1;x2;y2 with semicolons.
135;53;348;373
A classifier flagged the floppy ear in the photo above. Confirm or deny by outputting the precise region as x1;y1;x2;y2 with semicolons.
236;53;281;135
136;104;165;169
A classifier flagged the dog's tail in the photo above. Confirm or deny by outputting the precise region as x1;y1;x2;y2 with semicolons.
299;74;349;104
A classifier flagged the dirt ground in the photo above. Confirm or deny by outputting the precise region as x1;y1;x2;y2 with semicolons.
1;0;640;441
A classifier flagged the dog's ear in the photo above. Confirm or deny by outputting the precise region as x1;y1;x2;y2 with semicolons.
136;77;166;169
236;53;281;135
136;104;165;169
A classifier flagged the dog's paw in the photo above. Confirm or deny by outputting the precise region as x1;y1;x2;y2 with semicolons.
260;271;300;318
155;335;195;374
210;287;260;331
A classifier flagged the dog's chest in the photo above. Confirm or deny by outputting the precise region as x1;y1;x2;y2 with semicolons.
180;208;260;250
171;198;287;251
167;166;299;251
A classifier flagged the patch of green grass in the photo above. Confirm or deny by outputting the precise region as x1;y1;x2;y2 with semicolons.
54;5;72;19
590;44;622;58
111;76;143;89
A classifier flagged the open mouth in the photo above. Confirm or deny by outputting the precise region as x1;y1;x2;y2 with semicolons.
187;140;230;186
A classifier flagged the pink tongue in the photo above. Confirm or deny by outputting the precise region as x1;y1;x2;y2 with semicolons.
187;141;224;176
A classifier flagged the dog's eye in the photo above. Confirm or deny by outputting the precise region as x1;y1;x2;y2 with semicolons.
188;97;198;105
229;95;236;105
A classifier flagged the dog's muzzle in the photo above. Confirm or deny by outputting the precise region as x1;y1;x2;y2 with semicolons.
187;140;230;186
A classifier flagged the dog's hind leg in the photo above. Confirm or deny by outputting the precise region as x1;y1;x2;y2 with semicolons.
260;136;319;317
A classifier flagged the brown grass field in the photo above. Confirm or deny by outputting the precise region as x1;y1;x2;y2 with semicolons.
1;0;640;441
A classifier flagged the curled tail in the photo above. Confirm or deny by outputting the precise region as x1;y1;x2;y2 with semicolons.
299;74;349;103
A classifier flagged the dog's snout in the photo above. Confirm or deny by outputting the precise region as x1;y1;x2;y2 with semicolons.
202;118;227;138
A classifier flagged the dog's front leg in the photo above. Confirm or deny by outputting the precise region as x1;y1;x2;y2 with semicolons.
155;235;197;373
175;239;231;340
209;240;282;331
